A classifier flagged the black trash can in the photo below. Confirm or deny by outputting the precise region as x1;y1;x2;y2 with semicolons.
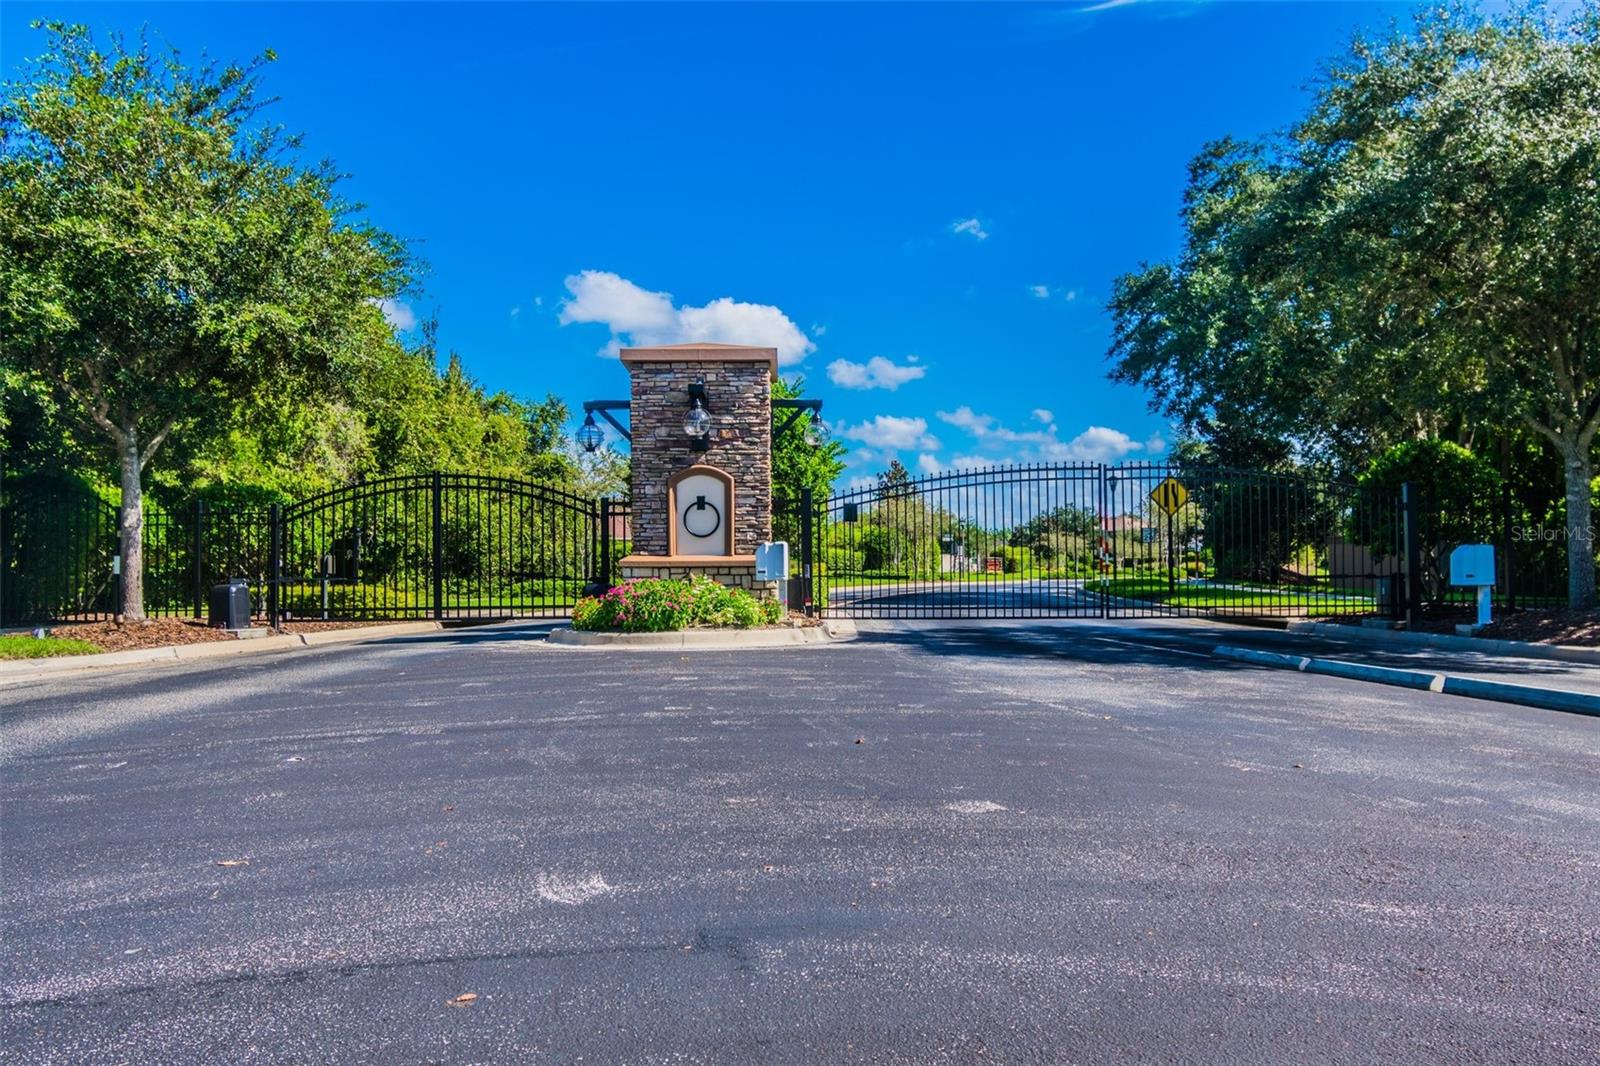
209;579;252;630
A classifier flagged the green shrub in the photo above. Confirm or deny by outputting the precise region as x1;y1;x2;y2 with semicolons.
822;546;863;576
998;546;1034;574
571;576;783;632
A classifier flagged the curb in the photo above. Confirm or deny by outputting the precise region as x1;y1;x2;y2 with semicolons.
0;622;450;683
547;620;857;650
1285;620;1600;667
1214;644;1600;718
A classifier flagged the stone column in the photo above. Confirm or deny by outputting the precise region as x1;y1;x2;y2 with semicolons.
618;343;777;598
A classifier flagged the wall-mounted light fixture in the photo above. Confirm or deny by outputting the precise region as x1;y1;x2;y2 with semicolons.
684;379;713;452
575;413;606;453
578;400;632;453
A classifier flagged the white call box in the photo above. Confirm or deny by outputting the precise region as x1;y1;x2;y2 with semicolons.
755;541;789;582
1449;544;1495;587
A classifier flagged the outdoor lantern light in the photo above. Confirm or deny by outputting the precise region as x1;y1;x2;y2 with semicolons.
576;412;605;453
682;380;714;453
683;397;712;438
803;417;831;447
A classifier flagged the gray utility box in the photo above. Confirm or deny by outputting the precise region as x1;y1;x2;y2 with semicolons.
209;579;252;630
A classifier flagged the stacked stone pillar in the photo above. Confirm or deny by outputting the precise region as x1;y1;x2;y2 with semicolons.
617;343;779;599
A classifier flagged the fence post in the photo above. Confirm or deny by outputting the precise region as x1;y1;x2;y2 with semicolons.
1500;443;1516;610
268;502;281;628
598;497;612;590
192;497;206;619
800;486;814;617
431;472;444;621
1401;482;1420;626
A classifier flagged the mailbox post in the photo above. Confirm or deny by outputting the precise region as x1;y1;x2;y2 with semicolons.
755;542;789;607
1449;543;1496;634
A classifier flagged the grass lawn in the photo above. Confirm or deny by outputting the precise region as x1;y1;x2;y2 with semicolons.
0;634;102;659
1096;575;1376;612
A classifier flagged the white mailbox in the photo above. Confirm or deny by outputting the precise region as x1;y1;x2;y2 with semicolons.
1449;543;1496;629
1449;544;1495;587
755;541;789;582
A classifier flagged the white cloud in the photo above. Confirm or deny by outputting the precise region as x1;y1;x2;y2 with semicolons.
558;270;816;366
812;323;828;337
1031;408;1054;424
937;406;1157;464
838;415;940;451
1064;289;1079;302
845;475;879;494
1144;432;1168;454
937;406;997;437
916;453;943;475
827;355;927;391
844;447;881;469
952;217;989;241
1049;426;1144;463
375;298;416;332
1029;285;1051;299
509;306;522;318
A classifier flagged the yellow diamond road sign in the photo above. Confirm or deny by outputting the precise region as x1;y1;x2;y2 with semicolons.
1150;477;1188;517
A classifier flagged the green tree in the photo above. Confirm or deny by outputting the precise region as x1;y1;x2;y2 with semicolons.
0;24;408;617
875;458;912;500
1110;3;1600;607
770;376;845;549
1009;504;1098;564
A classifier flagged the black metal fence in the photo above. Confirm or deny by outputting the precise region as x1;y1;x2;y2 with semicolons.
1;473;618;626
1;462;1585;627
814;463;1385;619
1403;482;1571;612
809;462;1571;621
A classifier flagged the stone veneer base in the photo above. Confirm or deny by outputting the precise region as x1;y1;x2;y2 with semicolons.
619;556;779;601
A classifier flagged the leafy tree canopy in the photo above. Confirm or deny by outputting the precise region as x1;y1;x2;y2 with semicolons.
0;22;408;615
1108;2;1600;605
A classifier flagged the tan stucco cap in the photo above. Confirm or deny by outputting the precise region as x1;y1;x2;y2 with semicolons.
619;343;778;379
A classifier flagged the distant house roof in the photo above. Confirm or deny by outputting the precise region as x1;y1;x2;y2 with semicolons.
1102;514;1145;533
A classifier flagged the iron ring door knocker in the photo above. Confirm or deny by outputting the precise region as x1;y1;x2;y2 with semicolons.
682;494;722;539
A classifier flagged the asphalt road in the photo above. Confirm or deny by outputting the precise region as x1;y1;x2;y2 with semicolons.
2;621;1598;1064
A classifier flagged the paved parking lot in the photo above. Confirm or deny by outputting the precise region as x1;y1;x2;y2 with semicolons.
2;621;1597;1064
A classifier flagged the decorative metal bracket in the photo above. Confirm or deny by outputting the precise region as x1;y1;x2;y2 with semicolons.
577;395;824;447
773;398;823;443
582;400;633;443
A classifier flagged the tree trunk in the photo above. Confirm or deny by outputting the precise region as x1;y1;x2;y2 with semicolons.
117;430;145;621
1559;441;1595;612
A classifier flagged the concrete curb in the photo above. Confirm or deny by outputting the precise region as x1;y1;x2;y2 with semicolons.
0;622;448;683
1286;620;1600;666
547;620;857;650
1214;644;1600;718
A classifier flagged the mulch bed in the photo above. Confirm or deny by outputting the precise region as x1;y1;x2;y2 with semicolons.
1316;606;1600;648
1478;610;1600;647
47;617;397;653
47;618;236;653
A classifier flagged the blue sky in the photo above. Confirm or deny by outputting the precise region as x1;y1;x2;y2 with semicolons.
3;1;1418;483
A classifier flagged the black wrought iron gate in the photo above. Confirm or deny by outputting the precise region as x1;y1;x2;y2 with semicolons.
809;462;1403;621
274;473;601;622
0;472;613;625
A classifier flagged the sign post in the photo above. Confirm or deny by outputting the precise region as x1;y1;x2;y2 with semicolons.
1149;477;1188;595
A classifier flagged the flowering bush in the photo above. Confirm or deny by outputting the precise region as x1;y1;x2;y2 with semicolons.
571;576;784;632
